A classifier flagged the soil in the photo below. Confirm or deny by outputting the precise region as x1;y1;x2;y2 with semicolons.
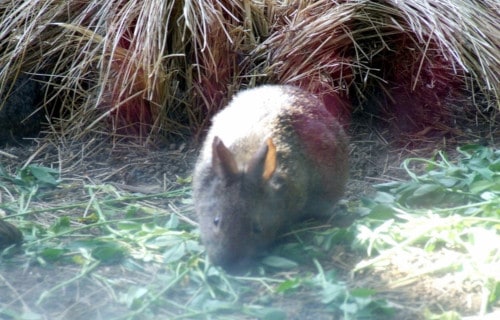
0;106;499;320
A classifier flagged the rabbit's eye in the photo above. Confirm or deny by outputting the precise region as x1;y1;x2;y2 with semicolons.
213;215;220;226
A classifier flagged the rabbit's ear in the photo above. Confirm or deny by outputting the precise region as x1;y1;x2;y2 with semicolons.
247;138;277;183
212;136;239;181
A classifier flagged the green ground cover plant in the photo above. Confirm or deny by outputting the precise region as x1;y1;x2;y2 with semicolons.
1;145;498;319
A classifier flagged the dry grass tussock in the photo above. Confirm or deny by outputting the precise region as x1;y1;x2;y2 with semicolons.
0;0;498;148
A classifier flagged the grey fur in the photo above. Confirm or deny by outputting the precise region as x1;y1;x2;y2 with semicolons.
193;85;349;270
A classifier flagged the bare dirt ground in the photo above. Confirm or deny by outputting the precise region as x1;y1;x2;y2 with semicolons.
0;105;499;319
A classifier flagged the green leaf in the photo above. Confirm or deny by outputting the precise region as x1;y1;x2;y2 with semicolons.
261;309;287;320
40;247;68;262
470;180;495;194
320;282;345;304
373;192;395;203
117;221;142;231
245;307;287;320
275;278;301;293
163;243;186;263
489;159;500;172
91;242;126;264
457;144;483;157
367;204;396;220
350;287;377;298
340;302;359;314
147;234;184;248
436;177;459;187
261;255;298;269
119;286;149;309
475;167;494;180
27;165;59;186
446;166;467;177
489;280;500;304
19;311;44;320
49;216;71;234
373;181;401;191
413;184;441;197
423;309;461;320
202;299;235;312
165;214;179;229
124;205;140;217
176;175;192;185
314;228;356;250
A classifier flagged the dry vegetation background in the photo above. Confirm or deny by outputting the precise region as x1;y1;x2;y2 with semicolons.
0;0;498;146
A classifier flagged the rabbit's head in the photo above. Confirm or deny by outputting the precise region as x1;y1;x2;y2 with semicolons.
195;136;287;269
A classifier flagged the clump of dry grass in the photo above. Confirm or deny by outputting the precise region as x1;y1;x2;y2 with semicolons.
0;0;498;146
255;0;499;129
253;1;357;123
349;0;500;130
0;0;187;145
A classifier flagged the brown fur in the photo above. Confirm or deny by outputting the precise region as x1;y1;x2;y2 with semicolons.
192;85;349;270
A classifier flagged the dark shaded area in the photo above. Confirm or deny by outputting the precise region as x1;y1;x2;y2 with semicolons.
0;220;23;249
0;74;45;145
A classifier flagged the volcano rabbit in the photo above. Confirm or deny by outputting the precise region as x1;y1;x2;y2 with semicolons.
193;85;349;270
